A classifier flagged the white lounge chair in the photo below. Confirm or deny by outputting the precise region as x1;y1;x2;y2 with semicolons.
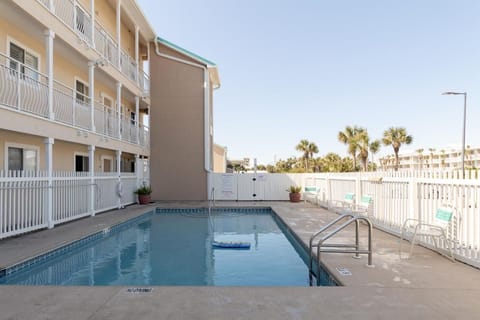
399;205;459;260
303;186;319;205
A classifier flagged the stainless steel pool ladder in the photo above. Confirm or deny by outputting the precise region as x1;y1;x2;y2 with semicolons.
308;213;373;286
208;187;215;215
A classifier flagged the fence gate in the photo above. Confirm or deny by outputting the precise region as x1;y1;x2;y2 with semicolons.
237;173;265;200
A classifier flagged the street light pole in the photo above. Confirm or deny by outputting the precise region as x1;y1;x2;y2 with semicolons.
442;91;467;178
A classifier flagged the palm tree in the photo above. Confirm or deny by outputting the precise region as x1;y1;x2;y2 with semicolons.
296;139;309;171
307;142;319;169
355;128;370;171
295;140;318;172
338;126;363;171
382;127;413;171
369;140;381;171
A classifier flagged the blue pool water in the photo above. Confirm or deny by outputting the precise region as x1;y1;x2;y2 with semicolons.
0;208;336;286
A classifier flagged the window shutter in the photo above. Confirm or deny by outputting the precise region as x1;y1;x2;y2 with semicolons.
25;52;38;70
9;43;24;63
9;43;24;71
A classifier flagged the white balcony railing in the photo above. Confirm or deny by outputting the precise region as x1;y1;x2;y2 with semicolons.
139;70;150;95
0;51;149;148
36;0;149;93
0;54;49;118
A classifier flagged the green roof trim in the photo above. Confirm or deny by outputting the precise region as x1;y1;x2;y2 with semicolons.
156;36;217;67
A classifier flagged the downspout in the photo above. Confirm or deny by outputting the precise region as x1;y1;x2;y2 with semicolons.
153;39;212;199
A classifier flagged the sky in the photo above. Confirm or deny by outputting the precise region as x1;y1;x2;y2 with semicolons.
138;0;480;165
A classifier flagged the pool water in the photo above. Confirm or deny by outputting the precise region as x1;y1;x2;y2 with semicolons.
0;208;336;286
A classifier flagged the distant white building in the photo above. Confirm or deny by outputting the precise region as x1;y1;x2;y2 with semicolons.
380;147;480;171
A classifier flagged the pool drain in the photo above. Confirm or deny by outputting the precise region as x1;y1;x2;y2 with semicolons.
126;288;153;293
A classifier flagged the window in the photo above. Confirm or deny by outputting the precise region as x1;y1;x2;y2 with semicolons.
9;42;39;81
130;111;136;125
75;154;89;172
76;80;89;104
101;155;113;172
7;146;38;171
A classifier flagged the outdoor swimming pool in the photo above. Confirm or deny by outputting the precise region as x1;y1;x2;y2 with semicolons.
0;208;336;286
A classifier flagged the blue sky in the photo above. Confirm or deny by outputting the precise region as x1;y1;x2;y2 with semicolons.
138;0;480;165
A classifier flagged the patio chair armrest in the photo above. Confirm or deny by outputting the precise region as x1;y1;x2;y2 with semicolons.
401;218;422;230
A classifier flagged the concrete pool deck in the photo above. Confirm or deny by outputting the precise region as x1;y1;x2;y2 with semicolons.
0;201;479;319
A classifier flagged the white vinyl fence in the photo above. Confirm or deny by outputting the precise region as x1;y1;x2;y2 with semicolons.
0;170;140;239
211;172;480;268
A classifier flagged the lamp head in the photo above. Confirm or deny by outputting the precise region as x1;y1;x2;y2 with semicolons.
442;91;466;95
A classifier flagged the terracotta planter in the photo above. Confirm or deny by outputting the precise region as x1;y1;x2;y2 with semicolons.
138;194;151;205
289;192;301;203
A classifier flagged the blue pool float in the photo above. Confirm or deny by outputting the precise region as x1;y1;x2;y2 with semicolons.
212;241;251;249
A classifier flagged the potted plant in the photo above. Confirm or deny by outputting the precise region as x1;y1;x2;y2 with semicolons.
135;185;152;204
287;185;302;203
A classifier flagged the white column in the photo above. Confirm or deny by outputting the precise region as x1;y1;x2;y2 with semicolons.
88;145;96;216
135;96;140;143
88;61;96;131
44;29;55;120
48;0;54;12
355;175;361;207
116;150;122;209
116;82;122;139
116;0;121;69
135;25;139;84
90;0;95;49
73;0;77;31
44;137;55;228
326;174;332;208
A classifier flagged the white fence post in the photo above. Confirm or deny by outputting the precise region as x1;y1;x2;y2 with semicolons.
408;177;418;221
325;174;332;208
116;150;122;209
44;137;54;228
355;173;361;206
89;145;95;216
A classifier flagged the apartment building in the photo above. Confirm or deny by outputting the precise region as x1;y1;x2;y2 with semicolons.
0;0;152;172
0;0;221;237
380;147;480;171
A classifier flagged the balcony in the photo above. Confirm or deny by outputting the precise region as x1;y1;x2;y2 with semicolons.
36;0;150;95
0;51;149;148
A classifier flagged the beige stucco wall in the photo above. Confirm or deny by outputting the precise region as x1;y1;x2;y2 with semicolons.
0;18;44;72
149;43;208;200
0;129;46;170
